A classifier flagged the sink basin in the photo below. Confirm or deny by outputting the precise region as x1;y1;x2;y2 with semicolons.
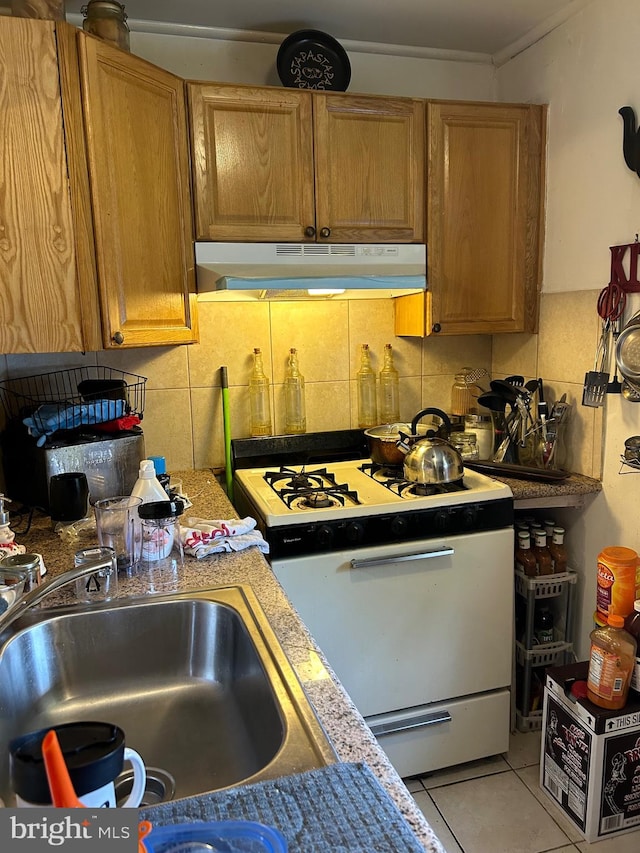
0;585;335;806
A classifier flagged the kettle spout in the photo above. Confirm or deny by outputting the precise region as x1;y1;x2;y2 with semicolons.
619;105;640;176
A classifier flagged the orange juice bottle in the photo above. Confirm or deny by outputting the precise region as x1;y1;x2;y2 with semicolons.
596;546;640;623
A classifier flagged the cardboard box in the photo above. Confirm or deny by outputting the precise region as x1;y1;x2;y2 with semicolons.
540;661;640;843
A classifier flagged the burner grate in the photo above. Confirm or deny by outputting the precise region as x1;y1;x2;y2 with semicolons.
359;461;467;498
264;466;361;509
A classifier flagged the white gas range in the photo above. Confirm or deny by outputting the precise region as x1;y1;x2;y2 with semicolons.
232;430;515;778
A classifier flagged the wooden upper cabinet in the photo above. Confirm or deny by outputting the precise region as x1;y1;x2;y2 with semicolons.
396;100;546;336
188;83;425;243
188;84;315;242
313;94;424;243
0;18;101;354
78;34;198;347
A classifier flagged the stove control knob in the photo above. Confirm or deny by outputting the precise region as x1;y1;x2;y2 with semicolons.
390;516;408;537
316;524;334;548
434;510;450;532
462;506;478;529
346;522;365;544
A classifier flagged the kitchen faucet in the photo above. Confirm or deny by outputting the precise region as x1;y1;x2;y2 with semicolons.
0;555;115;636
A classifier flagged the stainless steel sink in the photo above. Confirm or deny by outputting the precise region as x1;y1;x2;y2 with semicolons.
0;585;335;806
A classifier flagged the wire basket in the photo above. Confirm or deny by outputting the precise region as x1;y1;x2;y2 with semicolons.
0;366;147;434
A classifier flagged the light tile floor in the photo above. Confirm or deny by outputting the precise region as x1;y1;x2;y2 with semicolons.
404;730;640;852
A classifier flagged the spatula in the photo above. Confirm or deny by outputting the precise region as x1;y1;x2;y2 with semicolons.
582;319;610;407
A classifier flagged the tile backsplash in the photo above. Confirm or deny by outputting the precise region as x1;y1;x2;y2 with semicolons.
0;290;604;479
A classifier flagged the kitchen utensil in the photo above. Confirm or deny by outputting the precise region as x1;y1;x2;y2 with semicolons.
608;316;623;393
505;375;525;386
622;377;640;401
10;721;147;808
74;546;118;603
94;495;142;574
48;471;89;522
616;309;640;379
582;318;610;407
397;408;464;485
42;730;84;808
220;366;233;501
277;29;351;91
476;391;507;413
364;422;412;466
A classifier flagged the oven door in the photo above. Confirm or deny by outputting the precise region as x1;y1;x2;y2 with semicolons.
270;527;513;718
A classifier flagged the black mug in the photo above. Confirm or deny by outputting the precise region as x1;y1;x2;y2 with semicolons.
48;472;89;522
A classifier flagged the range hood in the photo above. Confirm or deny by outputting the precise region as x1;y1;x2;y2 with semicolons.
195;242;426;301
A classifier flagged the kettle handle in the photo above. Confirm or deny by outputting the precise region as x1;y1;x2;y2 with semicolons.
410;407;452;438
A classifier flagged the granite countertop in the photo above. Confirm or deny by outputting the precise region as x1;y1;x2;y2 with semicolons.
475;469;602;505
9;469;444;853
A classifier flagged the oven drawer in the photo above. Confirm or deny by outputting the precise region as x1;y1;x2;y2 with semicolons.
368;689;510;778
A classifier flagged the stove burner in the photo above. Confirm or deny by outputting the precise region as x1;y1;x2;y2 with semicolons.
302;491;334;509
359;461;467;498
264;465;361;509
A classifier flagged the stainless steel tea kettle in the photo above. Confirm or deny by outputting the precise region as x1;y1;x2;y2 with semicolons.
397;408;464;485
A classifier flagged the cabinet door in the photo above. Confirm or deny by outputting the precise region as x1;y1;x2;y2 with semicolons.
188;83;315;241
313;94;425;243
396;101;545;336
0;18;100;353
79;34;198;347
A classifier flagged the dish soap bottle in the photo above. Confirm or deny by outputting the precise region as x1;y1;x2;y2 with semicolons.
131;459;169;505
249;347;273;437
0;496;25;560
379;343;400;424
357;344;377;428
284;348;306;434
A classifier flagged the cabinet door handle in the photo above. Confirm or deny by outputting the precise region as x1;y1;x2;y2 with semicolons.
304;225;316;238
432;323;441;333
112;331;125;345
350;546;454;570
319;227;331;239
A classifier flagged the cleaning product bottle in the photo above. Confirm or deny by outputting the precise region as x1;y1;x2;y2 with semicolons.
379;343;400;424
357;344;377;428
249;347;273;437
131;460;168;505
587;613;637;709
0;495;26;560
284;348;306;434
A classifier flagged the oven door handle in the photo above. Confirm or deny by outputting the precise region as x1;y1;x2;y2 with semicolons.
350;546;454;570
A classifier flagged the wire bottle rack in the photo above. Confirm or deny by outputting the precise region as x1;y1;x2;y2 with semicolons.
0;366;147;433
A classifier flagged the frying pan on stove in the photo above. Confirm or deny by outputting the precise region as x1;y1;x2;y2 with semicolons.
277;29;351;91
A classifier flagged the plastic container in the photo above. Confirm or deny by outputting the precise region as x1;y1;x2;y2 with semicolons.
284;348;306;434
463;413;493;459
142;820;288;853
356;343;377;428
131;459;168;505
379;343;400;424
596;546;640;622
587;613;637;709
625;599;640;693
138;499;184;566
249;348;273;437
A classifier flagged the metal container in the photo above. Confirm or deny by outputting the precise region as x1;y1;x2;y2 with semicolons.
364;423;412;466
82;1;130;51
1;430;145;512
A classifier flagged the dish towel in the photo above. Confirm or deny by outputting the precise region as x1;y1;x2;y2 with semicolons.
180;516;269;557
139;762;427;853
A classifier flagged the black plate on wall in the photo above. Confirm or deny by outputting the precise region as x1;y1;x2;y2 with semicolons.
277;29;351;91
